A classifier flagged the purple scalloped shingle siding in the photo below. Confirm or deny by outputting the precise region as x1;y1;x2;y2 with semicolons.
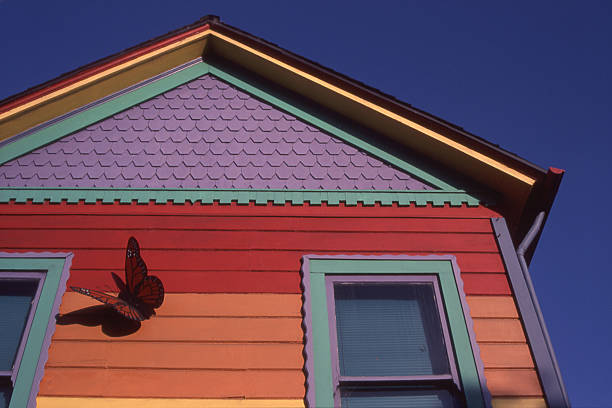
0;75;434;190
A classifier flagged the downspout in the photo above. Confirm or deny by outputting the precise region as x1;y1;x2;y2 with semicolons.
517;211;570;407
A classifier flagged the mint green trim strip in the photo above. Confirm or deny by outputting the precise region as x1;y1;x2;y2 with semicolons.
0;257;66;408
0;59;474;196
0;188;481;206
310;273;334;408
307;258;485;408
0;62;211;166
206;63;457;191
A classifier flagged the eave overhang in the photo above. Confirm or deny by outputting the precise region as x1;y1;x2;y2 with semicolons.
0;15;562;249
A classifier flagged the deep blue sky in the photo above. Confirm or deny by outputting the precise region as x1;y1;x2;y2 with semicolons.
1;1;610;406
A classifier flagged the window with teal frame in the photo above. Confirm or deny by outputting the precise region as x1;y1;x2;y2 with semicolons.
300;255;490;408
0;253;72;408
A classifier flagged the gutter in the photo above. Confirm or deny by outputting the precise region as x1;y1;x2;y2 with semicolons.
516;212;570;407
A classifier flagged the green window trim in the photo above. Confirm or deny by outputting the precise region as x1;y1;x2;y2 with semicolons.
301;255;491;408
0;253;72;408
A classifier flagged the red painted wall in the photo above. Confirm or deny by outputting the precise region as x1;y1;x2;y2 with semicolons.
0;201;506;295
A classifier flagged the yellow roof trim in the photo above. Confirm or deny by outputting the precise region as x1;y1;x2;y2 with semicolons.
208;30;535;186
1;27;535;186
0;29;212;122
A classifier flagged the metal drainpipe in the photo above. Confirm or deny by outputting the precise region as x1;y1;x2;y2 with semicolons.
517;211;570;407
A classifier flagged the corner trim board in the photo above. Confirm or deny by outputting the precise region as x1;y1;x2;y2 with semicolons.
490;217;569;408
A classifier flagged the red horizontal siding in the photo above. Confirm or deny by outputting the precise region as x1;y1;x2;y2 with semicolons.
0;202;507;294
14;249;504;273
0;214;494;233
1;229;498;252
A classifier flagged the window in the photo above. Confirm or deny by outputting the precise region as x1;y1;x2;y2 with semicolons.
0;273;44;408
0;253;72;408
301;255;489;408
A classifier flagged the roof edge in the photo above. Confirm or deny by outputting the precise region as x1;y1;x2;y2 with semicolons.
0;16;218;114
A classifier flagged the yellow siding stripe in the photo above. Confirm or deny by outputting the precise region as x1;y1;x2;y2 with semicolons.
491;397;547;408
37;397;305;408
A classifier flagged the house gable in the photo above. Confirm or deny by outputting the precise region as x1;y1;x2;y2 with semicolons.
0;74;434;191
0;15;567;408
0;62;484;206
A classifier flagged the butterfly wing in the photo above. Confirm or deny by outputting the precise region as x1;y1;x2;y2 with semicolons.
111;272;129;297
71;286;144;321
135;276;165;309
125;237;147;295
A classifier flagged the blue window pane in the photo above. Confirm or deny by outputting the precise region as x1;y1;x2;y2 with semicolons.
334;283;450;376
0;280;38;371
341;388;457;408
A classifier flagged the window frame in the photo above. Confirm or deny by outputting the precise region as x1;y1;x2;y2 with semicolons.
0;271;45;385
301;255;490;408
326;274;461;406
0;253;72;408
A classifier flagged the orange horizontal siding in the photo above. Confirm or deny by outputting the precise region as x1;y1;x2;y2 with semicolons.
485;369;543;397
39;368;305;398
466;296;519;318
37;397;306;408
59;293;302;317
53;316;302;342
47;342;303;369
473;319;526;343
480;344;534;368
2;203;543;400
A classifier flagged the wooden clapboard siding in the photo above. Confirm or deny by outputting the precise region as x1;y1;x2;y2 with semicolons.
473;318;527;343
0;201;544;401
479;344;534;368
0;229;499;253
0;203;506;295
1;213;495;233
485;369;543;396
491;397;547;408
37;397;306;408
59;293;303;317
47;342;303;369
467;296;519;318
40;292;304;399
56;250;506;273
52;316;302;342
39;367;305;398
467;294;543;399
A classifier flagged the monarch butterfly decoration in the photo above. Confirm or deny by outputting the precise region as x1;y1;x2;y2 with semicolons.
71;237;164;321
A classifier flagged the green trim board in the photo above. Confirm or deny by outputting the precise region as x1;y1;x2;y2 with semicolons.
301;255;490;408
0;253;72;408
0;60;475;197
0;188;481;206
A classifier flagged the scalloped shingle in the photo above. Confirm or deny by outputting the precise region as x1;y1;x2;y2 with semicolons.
0;75;434;190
